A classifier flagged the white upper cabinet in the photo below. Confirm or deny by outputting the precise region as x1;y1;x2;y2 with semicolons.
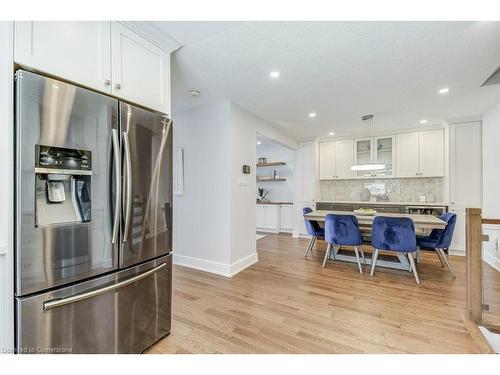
373;136;395;178
395;132;420;177
14;22;172;114
319;142;336;180
395;129;445;178
335;140;354;179
354;138;372;178
14;21;112;93
111;23;171;114
419;129;445;177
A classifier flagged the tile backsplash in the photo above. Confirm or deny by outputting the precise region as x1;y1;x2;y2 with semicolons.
319;177;445;203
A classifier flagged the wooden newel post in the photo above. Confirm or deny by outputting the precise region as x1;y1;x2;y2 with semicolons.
466;207;482;323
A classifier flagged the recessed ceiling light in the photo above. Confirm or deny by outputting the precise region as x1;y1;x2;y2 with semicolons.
438;87;449;94
420;119;428;124
270;71;280;78
329;132;334;136
308;112;316;118
187;89;201;97
257;141;262;145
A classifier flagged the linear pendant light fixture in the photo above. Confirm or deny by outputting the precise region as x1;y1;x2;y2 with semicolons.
350;114;387;172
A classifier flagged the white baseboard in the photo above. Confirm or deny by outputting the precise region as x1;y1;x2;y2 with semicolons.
484;251;500;272
256;228;280;234
450;248;465;256
173;252;259;278
292;230;299;238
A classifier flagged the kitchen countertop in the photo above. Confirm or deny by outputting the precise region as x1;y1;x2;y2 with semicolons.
317;200;449;207
256;201;293;205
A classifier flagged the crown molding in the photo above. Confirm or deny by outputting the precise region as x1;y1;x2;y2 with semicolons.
120;21;182;53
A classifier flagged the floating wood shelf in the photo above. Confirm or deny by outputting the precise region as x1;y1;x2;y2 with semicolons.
256;162;286;167
257;177;287;182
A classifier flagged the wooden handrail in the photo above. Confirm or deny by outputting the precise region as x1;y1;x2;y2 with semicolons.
481;218;500;225
466;207;483;323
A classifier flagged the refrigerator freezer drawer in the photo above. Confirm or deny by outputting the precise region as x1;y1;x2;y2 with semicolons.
16;254;172;354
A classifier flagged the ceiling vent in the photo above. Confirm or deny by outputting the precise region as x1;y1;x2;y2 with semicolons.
482;65;500;86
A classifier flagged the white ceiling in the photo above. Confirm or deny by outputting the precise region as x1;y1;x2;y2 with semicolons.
160;21;500;140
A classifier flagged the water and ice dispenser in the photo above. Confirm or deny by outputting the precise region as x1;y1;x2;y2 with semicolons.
34;145;92;227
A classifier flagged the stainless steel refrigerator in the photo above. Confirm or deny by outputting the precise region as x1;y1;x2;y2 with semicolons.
14;70;173;354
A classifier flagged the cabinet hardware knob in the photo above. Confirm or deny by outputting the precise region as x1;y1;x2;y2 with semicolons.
115;83;121;90
104;79;111;86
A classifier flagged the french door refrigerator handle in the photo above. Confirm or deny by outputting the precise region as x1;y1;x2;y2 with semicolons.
122;131;133;242
111;129;121;244
42;262;167;311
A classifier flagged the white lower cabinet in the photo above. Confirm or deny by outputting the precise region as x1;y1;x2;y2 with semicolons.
449;206;466;254
280;205;294;233
256;204;294;233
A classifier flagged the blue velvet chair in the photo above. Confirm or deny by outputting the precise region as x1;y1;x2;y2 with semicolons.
370;216;420;284
416;212;457;278
323;214;365;273
303;207;325;257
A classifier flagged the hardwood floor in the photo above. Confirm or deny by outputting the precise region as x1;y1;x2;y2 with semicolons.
148;234;493;353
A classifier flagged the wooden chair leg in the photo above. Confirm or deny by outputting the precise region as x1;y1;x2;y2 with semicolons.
408;252;420;284
359;245;366;265
304;236;315;258
370;249;379;276
438;248;456;279
434;249;445;267
354;246;363;274
322;243;332;268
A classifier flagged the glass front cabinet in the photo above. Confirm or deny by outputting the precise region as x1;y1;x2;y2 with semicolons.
353;136;395;178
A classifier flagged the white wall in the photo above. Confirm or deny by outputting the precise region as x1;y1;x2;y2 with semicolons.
482;102;500;271
229;105;258;266
0;21;14;352
172;102;295;276
172;101;233;273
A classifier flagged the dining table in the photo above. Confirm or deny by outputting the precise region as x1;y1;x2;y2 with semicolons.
303;210;447;271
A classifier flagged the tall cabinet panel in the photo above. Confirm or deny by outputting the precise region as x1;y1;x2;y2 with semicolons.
319;142;335;180
14;21;112;94
111;23;171;114
449;121;482;254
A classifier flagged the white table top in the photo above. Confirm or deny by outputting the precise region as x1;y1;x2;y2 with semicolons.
304;210;447;230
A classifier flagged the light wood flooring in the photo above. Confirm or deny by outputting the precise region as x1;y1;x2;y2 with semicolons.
148;234;493;353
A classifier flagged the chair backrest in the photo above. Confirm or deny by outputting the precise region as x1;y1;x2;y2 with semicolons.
371;216;417;252
303;207;322;236
324;214;362;246
435;212;457;249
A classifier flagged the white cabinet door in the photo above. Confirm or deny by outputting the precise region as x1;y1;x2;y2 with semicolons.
14;21;112;93
111;22;171;114
419;129;445;177
395;132;419;178
449;206;466;254
353;138;373;178
319;142;335;180
373;136;395;178
335;140;354;179
280;205;294;232
264;206;280;230
298;142;316;201
256;206;265;228
450;122;482;207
